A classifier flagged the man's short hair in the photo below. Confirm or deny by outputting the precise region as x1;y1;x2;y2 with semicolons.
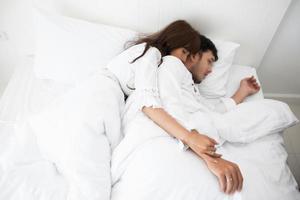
199;34;218;61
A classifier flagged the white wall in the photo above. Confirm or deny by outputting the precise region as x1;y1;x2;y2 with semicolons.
283;102;300;185
258;0;300;100
0;0;291;94
258;2;300;183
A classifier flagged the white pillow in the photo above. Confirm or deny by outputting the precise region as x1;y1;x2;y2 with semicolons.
198;40;240;98
215;99;299;143
28;71;124;200
33;6;137;85
226;64;264;101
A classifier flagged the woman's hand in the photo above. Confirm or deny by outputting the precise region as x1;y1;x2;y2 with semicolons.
184;129;222;159
232;76;260;104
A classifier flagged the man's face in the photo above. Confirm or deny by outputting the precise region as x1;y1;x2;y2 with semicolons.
189;51;215;84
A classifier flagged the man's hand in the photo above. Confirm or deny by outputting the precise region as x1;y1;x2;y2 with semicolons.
202;154;243;194
184;130;222;158
240;76;260;96
232;76;260;104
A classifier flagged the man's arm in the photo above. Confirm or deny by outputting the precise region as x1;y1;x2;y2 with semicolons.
232;76;260;104
202;154;243;194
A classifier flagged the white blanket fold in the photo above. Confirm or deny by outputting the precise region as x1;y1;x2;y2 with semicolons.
209;99;299;143
111;99;300;200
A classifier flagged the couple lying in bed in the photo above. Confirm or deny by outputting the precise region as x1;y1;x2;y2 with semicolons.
107;20;260;195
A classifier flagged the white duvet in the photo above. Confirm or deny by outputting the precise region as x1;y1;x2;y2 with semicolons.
0;63;125;200
111;99;300;200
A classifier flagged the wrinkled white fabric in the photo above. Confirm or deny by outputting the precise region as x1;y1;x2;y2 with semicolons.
111;56;300;200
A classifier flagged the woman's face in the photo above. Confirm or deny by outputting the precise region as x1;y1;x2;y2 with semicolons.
170;48;190;63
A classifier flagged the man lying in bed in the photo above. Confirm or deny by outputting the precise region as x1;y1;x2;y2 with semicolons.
157;34;260;194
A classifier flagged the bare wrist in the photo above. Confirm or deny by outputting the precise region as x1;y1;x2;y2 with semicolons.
181;131;190;145
181;129;196;146
232;90;248;104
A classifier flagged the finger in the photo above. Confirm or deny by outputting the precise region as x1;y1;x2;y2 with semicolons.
250;77;256;83
206;146;217;152
251;83;258;89
250;79;257;85
205;151;222;158
251;79;258;85
236;166;244;191
247;76;254;81
218;174;227;193
230;168;239;194
257;85;261;91
225;174;234;194
212;152;222;158
197;143;214;152
254;85;260;91
208;137;219;145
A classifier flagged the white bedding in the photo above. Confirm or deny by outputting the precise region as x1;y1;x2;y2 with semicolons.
0;58;125;200
111;132;300;200
111;107;300;200
1;60;299;200
111;64;300;199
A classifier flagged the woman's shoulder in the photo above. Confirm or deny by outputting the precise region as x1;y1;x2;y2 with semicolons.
128;43;161;64
145;45;162;64
159;55;187;76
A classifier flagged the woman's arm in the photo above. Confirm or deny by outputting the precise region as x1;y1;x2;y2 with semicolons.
142;106;221;159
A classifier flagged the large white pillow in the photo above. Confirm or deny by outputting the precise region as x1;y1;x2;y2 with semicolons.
215;99;299;143
198;40;240;98
33;6;137;85
28;70;124;200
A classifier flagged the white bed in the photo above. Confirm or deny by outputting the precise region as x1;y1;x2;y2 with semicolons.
1;0;299;199
0;56;299;199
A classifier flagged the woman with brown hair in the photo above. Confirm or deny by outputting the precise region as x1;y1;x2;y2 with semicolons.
108;20;220;160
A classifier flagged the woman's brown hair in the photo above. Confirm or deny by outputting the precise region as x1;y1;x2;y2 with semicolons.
129;20;201;65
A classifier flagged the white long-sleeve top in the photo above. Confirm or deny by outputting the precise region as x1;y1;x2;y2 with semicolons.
107;42;163;111
158;55;237;148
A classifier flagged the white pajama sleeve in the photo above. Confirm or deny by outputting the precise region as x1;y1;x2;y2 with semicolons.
134;47;163;110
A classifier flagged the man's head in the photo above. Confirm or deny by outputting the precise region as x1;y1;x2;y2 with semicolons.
185;34;218;84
